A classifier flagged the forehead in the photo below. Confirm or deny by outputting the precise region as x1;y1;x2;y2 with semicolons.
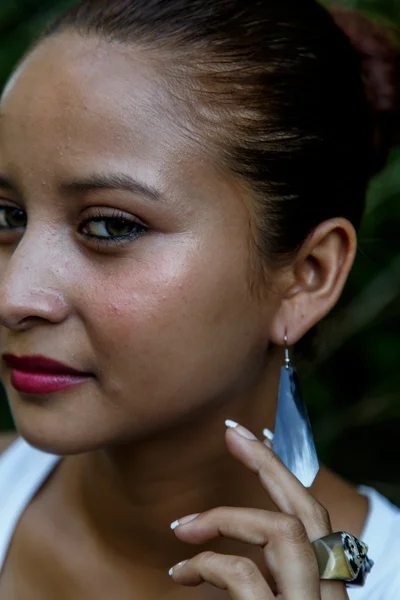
0;32;194;173
0;32;251;225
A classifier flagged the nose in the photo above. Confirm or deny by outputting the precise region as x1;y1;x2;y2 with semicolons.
0;232;69;331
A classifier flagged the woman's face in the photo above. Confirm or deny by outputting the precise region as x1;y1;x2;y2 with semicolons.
0;33;280;453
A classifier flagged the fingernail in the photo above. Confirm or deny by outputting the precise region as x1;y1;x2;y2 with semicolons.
263;437;273;449
262;428;274;442
225;419;258;440
169;560;188;576
170;513;200;530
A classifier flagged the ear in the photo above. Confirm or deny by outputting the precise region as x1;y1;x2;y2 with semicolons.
269;218;357;345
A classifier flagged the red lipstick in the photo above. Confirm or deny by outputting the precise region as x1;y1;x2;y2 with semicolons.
2;354;93;395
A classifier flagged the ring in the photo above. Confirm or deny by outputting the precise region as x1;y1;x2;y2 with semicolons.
312;531;374;587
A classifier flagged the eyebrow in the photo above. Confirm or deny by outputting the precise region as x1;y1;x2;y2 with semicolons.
60;172;165;203
0;175;14;190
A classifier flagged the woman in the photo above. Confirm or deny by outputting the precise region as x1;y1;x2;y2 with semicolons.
0;1;398;598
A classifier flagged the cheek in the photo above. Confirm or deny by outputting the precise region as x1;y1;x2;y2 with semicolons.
83;237;263;405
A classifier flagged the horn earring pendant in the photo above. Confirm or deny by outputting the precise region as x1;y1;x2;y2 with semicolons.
272;334;319;487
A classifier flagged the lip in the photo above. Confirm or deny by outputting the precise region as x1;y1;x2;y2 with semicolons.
2;353;91;376
9;370;91;395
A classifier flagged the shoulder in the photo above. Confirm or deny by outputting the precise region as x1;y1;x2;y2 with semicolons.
0;431;18;455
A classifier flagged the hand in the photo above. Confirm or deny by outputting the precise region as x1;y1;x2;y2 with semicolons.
169;420;349;599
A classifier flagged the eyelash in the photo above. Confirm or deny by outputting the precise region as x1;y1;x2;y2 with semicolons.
0;206;148;248
80;208;148;247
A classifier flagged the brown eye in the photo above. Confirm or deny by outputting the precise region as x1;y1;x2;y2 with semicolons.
80;212;148;248
82;217;142;239
0;207;27;229
106;220;135;237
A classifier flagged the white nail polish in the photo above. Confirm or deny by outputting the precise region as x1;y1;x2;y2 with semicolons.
178;561;188;568
169;560;188;576
225;420;258;440
170;513;199;530
263;428;274;441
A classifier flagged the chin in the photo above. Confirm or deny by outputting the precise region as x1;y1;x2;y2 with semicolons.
6;386;188;456
5;385;119;455
15;424;94;456
9;407;107;456
9;404;158;457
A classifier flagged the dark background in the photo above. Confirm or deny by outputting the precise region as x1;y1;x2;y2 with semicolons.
0;0;399;504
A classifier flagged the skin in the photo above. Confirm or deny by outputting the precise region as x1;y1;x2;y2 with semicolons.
0;32;368;599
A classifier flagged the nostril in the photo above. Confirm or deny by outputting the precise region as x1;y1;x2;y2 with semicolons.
18;317;39;329
0;315;48;332
0;289;69;330
18;315;54;330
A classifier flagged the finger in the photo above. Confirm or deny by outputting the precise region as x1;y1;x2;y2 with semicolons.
171;505;307;548
171;506;322;599
225;423;347;599
169;551;275;600
225;421;331;541
321;581;349;600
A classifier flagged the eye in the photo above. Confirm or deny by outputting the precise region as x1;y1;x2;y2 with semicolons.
0;206;27;230
80;208;148;247
0;205;148;249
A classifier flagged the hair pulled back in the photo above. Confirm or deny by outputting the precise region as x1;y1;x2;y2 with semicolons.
43;0;399;264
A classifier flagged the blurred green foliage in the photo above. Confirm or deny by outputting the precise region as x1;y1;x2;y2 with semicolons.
0;1;399;503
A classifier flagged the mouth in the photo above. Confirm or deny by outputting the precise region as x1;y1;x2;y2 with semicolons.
10;371;92;395
2;354;93;395
2;353;91;376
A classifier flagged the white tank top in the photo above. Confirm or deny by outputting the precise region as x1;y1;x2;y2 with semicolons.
0;437;399;599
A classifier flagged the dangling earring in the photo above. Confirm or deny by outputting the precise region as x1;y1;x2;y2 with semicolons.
272;333;319;488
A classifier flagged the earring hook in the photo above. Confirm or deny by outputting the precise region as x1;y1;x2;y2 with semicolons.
284;332;290;369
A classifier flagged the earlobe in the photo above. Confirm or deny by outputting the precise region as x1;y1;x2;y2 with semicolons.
269;219;357;345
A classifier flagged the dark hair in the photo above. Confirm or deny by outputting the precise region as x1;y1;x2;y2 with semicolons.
40;0;399;265
330;8;400;175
